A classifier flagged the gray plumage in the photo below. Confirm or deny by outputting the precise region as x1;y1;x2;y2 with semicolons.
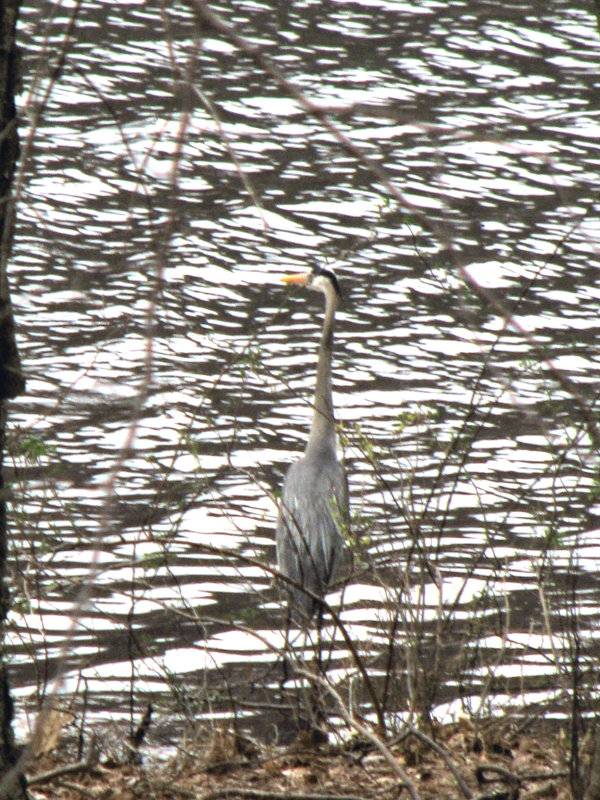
276;267;348;619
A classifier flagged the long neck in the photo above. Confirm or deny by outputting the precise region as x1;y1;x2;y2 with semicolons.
306;286;337;455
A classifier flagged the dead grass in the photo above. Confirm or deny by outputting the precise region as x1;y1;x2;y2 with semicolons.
25;717;572;800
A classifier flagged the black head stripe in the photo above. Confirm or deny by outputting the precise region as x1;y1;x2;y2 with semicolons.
312;265;342;298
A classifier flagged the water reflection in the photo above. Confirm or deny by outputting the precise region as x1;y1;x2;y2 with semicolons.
6;0;600;744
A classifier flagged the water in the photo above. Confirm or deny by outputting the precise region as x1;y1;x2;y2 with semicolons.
6;0;600;745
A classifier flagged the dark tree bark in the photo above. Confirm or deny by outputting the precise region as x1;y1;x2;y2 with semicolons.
0;0;28;798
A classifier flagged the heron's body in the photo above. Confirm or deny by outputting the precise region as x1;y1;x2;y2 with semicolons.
276;267;348;619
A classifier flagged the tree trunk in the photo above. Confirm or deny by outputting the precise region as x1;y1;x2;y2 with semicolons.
0;0;28;797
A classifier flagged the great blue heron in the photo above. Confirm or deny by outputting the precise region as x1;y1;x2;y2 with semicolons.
276;266;348;620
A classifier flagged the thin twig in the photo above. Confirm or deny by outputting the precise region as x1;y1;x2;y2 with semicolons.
475;763;520;786
186;0;600;455
294;669;421;800
59;782;97;799
28;746;99;786
186;0;432;230
203;791;366;800
407;726;472;799
476;762;568;785
523;769;568;781
146;779;197;798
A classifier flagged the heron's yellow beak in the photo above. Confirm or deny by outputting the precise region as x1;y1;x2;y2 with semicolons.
281;272;310;286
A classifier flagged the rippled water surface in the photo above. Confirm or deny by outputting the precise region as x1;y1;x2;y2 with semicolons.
6;0;600;744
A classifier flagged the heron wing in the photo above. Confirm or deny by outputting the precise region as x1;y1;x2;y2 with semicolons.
276;454;347;616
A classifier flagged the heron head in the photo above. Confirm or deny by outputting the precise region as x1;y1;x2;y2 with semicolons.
281;265;342;299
